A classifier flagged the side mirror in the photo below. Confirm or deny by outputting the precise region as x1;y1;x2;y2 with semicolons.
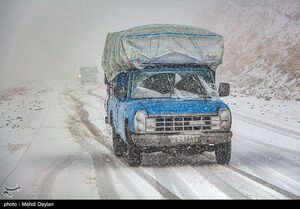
113;85;126;100
218;83;230;97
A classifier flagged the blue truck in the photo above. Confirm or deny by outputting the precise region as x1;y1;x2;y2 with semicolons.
102;24;232;166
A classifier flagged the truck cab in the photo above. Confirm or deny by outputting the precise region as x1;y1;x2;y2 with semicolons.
106;65;232;166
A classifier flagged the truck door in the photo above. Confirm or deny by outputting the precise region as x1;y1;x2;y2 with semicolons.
109;76;119;128
114;73;128;134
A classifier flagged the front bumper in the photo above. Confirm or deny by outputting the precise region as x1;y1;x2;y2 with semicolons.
131;131;232;147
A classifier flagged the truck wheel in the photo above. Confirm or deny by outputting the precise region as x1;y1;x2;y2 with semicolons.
125;124;141;167
215;142;231;165
113;133;125;157
127;144;141;167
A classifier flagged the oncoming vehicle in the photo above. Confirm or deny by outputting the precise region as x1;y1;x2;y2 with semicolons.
102;24;232;167
78;67;98;85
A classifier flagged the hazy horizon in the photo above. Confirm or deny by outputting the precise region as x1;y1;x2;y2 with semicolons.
0;0;224;88
1;0;298;101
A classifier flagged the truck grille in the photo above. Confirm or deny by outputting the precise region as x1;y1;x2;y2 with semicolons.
146;115;213;133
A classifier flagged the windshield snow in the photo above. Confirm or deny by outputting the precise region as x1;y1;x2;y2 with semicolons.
131;70;217;99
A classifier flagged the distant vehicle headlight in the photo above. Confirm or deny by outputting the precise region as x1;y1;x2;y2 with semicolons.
78;74;82;79
134;111;147;133
218;108;231;130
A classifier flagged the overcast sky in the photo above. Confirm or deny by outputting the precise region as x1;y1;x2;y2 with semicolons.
1;0;231;87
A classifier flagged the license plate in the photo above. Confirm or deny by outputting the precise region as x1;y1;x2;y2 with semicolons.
169;135;201;144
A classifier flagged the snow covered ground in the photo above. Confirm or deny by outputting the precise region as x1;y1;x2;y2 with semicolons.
0;81;299;199
224;93;300;134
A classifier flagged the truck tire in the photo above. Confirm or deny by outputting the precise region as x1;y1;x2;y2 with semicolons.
113;133;125;157
111;114;125;157
127;144;141;167
125;124;141;167
215;142;231;165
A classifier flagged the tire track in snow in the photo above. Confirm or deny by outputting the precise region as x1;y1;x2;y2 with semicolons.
91;154;119;199
69;121;146;199
196;152;299;199
87;91;106;102
153;167;198;199
142;154;203;199
226;165;300;199
192;166;247;199
64;90;120;198
37;150;83;198
234;134;300;162
234;112;300;140
233;135;300;181
65;89;179;199
65;91;111;149
112;168;145;199
67;120;119;199
128;166;180;199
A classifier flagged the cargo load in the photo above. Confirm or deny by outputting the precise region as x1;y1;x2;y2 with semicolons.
101;24;224;81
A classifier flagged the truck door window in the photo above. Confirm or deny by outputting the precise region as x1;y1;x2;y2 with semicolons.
112;73;128;98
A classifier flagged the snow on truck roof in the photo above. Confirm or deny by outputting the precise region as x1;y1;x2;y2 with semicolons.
101;24;224;81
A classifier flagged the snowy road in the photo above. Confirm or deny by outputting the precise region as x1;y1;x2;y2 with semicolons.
0;83;299;199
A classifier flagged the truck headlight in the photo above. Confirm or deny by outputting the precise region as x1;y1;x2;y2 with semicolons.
134;111;147;133
218;108;231;130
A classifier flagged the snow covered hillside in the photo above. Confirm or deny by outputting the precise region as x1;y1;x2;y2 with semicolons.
212;0;300;100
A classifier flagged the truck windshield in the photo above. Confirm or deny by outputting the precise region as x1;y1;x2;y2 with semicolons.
131;70;217;99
